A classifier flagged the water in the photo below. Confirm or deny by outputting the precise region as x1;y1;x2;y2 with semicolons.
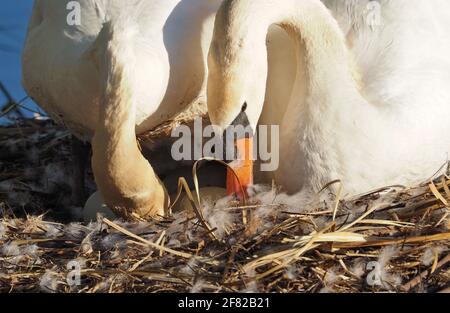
0;0;39;124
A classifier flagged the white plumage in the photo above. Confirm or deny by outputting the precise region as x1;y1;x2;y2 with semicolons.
23;0;450;218
22;0;289;218
208;0;450;195
22;0;223;138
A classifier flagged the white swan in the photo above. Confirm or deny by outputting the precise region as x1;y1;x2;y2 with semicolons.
22;0;292;219
207;0;450;195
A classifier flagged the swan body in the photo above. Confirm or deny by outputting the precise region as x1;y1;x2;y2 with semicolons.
23;0;225;219
23;0;450;217
22;0;224;138
22;0;291;218
208;0;450;195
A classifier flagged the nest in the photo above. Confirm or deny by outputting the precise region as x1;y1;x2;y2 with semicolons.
0;118;449;293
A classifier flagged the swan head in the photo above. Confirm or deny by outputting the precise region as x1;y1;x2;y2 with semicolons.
207;8;269;133
207;8;269;197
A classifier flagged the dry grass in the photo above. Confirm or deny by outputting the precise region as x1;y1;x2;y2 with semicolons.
0;118;449;293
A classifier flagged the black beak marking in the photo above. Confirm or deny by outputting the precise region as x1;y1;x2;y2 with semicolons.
220;110;254;162
228;110;253;139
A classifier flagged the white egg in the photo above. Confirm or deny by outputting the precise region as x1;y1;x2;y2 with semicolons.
83;191;117;222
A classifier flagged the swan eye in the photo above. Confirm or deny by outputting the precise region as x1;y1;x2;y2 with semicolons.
241;102;247;112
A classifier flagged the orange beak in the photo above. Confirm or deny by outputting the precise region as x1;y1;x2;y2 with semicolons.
226;137;254;200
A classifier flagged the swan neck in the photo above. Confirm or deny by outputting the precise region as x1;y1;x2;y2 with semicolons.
222;0;365;190
90;30;144;167
232;0;359;97
96;60;137;141
90;38;168;218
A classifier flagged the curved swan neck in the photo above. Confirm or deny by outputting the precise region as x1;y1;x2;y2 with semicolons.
221;0;360;100
91;21;145;167
90;21;169;219
216;0;368;191
94;26;138;141
96;61;137;146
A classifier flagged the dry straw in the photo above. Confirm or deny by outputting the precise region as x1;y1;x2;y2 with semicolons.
0;118;449;293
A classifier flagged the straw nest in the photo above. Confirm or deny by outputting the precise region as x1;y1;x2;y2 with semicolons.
0;118;449;293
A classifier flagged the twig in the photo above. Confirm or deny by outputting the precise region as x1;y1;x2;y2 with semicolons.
401;254;450;292
102;218;194;259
